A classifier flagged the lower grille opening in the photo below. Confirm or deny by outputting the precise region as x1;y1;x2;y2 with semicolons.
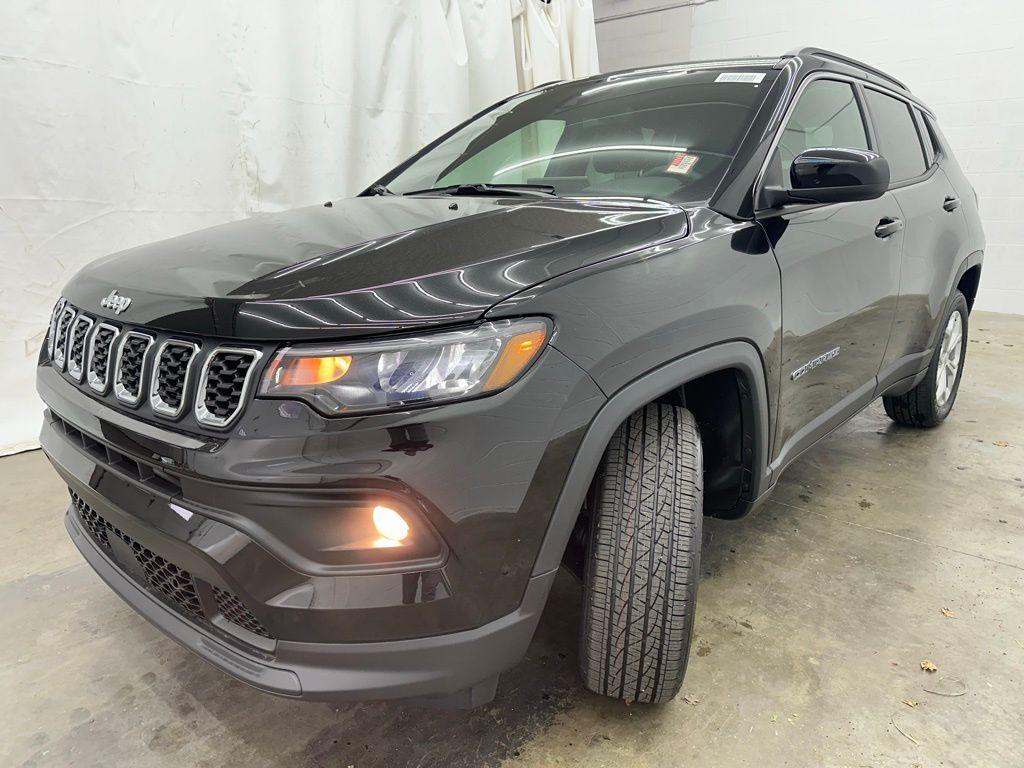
70;490;274;641
53;413;181;496
71;490;202;616
213;586;272;638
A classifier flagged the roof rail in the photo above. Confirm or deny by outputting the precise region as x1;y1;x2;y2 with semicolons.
781;46;908;90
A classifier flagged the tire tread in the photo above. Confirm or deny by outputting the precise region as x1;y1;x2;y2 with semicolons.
580;403;702;704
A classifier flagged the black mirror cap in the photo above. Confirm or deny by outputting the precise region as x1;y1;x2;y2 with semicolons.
760;148;891;209
790;148;890;203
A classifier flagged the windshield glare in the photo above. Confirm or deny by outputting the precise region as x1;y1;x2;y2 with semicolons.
383;67;775;203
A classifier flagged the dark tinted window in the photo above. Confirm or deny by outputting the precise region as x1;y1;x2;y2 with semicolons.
865;89;927;182
913;109;935;165
385;68;776;203
776;80;869;189
922;113;945;160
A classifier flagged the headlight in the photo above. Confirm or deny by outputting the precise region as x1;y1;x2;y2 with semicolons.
258;318;549;415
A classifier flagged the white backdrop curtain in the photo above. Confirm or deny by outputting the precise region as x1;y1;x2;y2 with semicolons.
0;0;599;455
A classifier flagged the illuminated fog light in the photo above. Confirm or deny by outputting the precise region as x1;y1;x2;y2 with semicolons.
372;505;410;544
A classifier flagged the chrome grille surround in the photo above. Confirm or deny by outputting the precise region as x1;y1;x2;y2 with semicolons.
86;323;120;393
53;305;76;370
195;347;264;429
113;331;155;406
66;315;95;381
48;299;269;428
47;298;66;359
149;340;200;418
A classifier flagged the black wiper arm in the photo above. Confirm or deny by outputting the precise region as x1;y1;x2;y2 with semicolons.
403;183;557;198
363;184;395;196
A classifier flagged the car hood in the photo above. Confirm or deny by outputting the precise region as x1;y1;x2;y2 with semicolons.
64;195;688;340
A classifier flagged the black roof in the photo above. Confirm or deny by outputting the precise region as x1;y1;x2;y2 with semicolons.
583;46;913;100
780;47;907;90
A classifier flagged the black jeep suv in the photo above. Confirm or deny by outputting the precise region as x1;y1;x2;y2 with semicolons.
38;48;984;707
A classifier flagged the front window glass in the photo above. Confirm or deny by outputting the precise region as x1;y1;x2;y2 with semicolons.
382;68;776;203
776;79;869;190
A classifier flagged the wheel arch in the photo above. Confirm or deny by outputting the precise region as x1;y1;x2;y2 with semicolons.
924;250;984;352
531;340;772;577
956;263;982;312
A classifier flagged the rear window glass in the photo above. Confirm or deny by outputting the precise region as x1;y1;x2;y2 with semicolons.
865;89;928;183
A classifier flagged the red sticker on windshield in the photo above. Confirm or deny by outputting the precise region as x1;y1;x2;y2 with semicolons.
666;153;699;175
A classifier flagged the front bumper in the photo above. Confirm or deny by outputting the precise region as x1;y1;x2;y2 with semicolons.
66;508;554;704
38;341;605;702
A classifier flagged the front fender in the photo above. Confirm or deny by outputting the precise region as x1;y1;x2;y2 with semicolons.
530;341;772;576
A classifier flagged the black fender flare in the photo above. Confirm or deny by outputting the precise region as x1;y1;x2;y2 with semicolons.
531;340;772;576
925;249;984;352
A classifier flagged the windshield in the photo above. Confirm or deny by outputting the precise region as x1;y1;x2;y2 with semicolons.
381;66;776;203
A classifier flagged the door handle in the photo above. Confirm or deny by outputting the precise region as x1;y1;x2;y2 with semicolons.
874;217;904;239
943;196;961;212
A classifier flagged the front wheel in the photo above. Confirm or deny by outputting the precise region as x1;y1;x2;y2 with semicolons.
883;290;969;427
579;402;702;704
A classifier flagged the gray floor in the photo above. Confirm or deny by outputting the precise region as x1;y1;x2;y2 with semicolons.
2;311;1022;768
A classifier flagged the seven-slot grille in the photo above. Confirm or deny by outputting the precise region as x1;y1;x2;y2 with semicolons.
87;323;118;392
52;305;76;369
114;332;154;405
47;299;66;359
150;341;199;417
196;348;263;427
66;315;94;381
47;301;262;428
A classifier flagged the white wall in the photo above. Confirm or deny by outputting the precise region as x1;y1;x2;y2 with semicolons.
594;0;694;72
0;0;599;455
596;0;1024;315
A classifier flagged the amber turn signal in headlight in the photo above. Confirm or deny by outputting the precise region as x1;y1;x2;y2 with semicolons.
259;318;550;415
273;354;351;386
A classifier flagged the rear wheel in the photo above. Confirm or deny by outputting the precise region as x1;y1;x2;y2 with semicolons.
579;402;702;704
883;291;969;427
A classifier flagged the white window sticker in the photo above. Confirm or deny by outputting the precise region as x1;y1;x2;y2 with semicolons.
715;72;766;84
666;152;699;175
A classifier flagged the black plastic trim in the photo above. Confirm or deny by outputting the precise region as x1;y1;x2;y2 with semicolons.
67;509;554;703
532;341;771;575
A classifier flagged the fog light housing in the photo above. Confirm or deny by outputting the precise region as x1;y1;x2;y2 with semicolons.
305;496;444;568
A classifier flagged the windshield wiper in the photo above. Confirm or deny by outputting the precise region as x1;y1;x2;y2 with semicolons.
363;184;395;196
403;183;557;198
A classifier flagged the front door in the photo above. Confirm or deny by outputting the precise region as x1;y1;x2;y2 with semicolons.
762;78;904;470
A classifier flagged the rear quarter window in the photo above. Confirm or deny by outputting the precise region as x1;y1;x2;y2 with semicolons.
864;89;928;183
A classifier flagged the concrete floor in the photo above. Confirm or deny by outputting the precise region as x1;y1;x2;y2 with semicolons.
2;310;1022;768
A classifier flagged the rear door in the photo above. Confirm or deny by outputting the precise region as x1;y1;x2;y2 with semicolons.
863;89;972;383
761;77;904;471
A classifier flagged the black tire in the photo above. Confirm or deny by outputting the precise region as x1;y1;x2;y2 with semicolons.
883;291;969;428
579;402;702;704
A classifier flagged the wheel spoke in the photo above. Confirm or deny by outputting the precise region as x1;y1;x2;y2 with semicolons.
948;340;962;363
935;310;965;408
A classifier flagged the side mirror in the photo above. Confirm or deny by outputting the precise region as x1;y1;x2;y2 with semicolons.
760;148;890;208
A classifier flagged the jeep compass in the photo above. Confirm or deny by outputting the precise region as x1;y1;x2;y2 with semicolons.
38;48;984;706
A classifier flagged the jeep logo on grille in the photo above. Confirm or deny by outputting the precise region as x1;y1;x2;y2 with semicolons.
100;289;132;315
